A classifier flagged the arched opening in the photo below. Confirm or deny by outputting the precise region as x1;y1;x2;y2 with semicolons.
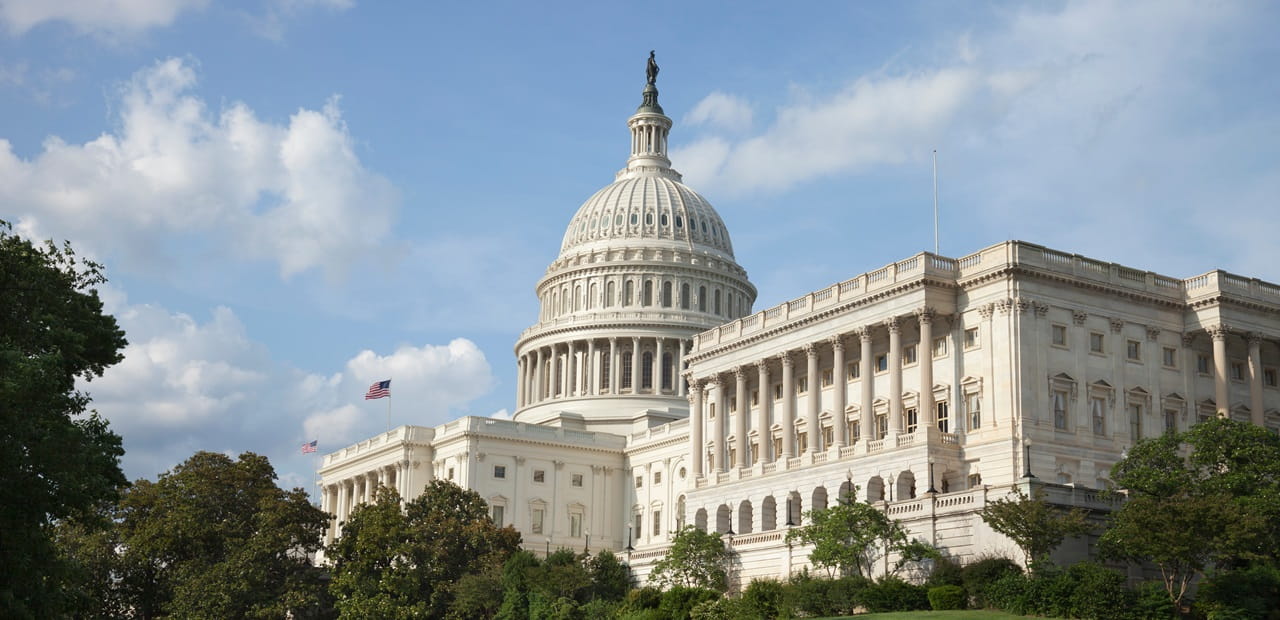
761;496;777;531
661;353;673;391
605;281;615;307
574;285;581;312
642;280;653;306
600;354;611;391
681;283;690;310
624;280;634;306
587;283;597;310
811;486;829;512
621;352;633;389
786;491;802;526
641;352;654;389
714;289;722;315
715;504;732;534
662;281;672;307
838;480;855;503
737;500;753;534
866;476;885;502
698;286;707;312
676;495;687;529
896;470;917;500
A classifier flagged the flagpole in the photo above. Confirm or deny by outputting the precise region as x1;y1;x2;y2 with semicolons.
386;378;392;433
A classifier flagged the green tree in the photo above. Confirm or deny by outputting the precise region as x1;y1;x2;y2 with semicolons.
0;222;128;618
98;451;331;618
649;526;729;591
786;493;926;578
327;479;522;618
587;550;631;602
978;486;1091;566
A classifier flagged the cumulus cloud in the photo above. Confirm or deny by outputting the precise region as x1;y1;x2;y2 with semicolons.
84;289;494;487
0;0;209;37
1;57;396;280
684;92;753;132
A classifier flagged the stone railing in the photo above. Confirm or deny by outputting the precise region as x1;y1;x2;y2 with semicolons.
322;425;435;467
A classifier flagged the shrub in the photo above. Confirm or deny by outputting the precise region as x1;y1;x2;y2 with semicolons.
858;576;929;612
961;556;1022;608
983;572;1032;614
1066;562;1136;619
928;585;967;610
740;579;787;619
622;587;662;611
781;573;868;617
688;596;752;620
927;555;965;588
1196;564;1280;620
578;599;621;619
1133;581;1177;619
657;586;720;620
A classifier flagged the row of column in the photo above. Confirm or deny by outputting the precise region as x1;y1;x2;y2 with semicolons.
687;309;938;477
517;336;690;408
1208;324;1270;425
321;462;407;542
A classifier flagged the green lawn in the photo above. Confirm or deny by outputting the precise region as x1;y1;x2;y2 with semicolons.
817;611;1051;620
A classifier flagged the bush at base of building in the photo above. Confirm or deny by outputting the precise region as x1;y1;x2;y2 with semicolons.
739;579;787;619
1194;564;1280;620
960;555;1022;608
984;562;1140;619
928;585;967;610
858;576;930;612
782;572;869;617
657;586;720;620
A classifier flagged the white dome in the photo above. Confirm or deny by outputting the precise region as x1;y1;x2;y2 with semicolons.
559;174;735;259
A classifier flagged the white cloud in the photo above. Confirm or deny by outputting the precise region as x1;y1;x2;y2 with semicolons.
83;289;494;486
0;0;209;37
0;57;397;279
684;92;753;132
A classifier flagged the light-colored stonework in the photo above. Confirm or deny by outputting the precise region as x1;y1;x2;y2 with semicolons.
318;68;1280;585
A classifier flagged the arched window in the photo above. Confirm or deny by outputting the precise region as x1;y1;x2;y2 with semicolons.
681;283;690;310
624;281;634;306
641;352;654;389
605;281;615;307
698;286;707;312
622;353;633;389
588;283;597;310
661;281;672;308
562;287;570;314
662;353;673;390
642;281;653;306
600;354;611;390
551;290;559;317
714;289;722;315
574;285;582;312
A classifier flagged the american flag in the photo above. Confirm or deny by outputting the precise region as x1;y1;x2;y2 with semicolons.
365;379;391;400
301;440;318;454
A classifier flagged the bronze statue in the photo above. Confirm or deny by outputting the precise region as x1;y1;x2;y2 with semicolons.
646;50;659;85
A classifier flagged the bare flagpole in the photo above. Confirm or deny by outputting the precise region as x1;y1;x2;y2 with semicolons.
933;149;939;255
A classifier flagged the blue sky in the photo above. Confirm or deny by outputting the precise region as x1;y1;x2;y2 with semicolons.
3;1;1277;492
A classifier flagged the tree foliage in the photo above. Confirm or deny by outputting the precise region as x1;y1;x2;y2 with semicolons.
0;222;128;618
1101;417;1280;609
649;526;729;591
786;493;931;579
327;479;522;618
979;486;1091;566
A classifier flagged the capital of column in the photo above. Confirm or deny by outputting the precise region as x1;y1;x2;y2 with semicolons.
779;352;795;367
1072;309;1088;325
687;378;703;394
885;316;901;334
1207;324;1231;341
1146;326;1161;341
978;303;996;320
734;367;747;381
1246;332;1263;346
1109;318;1124;334
804;343;818;358
916;307;936;324
1181;333;1195;348
609;336;618;345
828;334;845;351
755;358;769;371
708;376;723;390
856;326;873;342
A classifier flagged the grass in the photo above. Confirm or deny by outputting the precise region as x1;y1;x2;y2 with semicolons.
816;611;1050;620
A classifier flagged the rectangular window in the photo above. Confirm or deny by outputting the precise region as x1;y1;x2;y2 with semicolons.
1266;368;1278;387
821;368;833;387
729;396;737;413
653;471;662;484
493;465;506;479
570;513;582;538
875;354;888;372
847;361;860;380
1163;347;1177;368
751;389;759;406
905;407;918;433
491;505;504;526
933;337;948;357
1129;403;1143;440
796;377;808;394
797;433;808;454
652;510;662;536
532;508;544;534
1197;354;1212;375
1053;390;1069;430
968;473;983;489
851;420;861;442
533;469;545;483
634;513;643;538
750;442;759;463
903;345;918;365
822;425;833;447
875;413;888;439
571;473;583;487
1090;332;1105;354
447;467;455;480
773;384;782;400
634;475;643;488
1164;409;1178;435
1051;324;1068;347
1127;340;1141;361
966;393;982;430
936;401;950;433
1230;362;1245;381
1091;396;1107;435
772;437;782;458
964;327;980;349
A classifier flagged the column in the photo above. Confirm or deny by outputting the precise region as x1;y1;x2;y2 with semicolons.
654;337;665;393
859;327;874;442
563;343;573;397
734;368;748;467
805;343;821;453
1248;333;1264;426
918;309;935;428
678;339;687;396
532;349;543;402
831;335;847;447
335;482;347;535
516;356;525;409
888;316;903;434
709;378;724;472
689;381;704;477
609;337;619;394
587;339;597;396
1210;324;1229;417
549;345;559;399
631;337;641;393
756;359;772;462
781;353;795;459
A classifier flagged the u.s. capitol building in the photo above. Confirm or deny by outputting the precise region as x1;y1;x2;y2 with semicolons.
317;61;1280;585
